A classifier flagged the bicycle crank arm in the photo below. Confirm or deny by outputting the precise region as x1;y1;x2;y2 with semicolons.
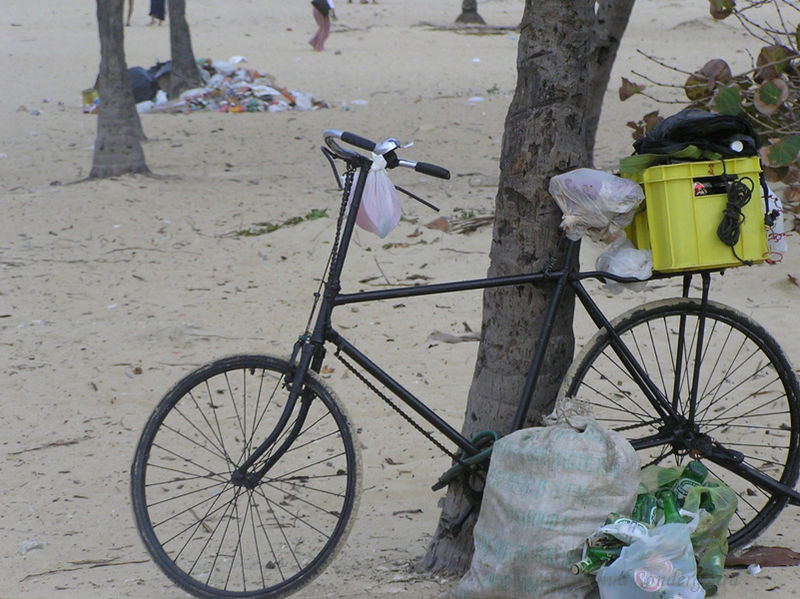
629;430;678;451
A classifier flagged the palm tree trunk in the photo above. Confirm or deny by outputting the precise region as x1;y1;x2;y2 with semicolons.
420;0;635;575
456;0;485;24
90;0;148;179
168;0;204;99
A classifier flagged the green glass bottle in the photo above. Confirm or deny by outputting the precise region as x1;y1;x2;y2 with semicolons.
699;490;716;513
632;493;658;527
599;512;648;545
672;460;708;502
571;557;603;575
586;546;622;561
571;547;621;575
603;512;626;525
658;488;684;523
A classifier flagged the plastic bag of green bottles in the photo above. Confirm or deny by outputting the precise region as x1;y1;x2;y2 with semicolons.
639;463;737;595
573;462;736;596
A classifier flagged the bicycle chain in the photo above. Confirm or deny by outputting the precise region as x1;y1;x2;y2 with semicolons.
334;351;459;462
615;418;663;432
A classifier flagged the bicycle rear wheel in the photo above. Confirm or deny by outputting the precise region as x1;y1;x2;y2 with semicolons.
560;298;800;549
131;354;361;599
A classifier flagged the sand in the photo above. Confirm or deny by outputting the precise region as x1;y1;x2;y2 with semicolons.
2;0;799;597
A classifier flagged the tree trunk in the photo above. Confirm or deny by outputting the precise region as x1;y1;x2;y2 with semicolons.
584;0;637;162
90;0;148;179
421;0;635;575
168;0;204;99
456;0;485;24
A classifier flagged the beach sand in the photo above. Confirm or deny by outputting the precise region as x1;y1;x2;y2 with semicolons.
2;0;799;597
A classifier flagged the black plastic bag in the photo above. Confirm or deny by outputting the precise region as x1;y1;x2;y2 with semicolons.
127;67;160;103
633;108;759;158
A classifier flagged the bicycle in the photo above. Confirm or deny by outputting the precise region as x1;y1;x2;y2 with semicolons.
131;130;800;599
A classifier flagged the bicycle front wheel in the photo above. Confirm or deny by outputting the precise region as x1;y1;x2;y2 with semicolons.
560;298;800;549
131;354;361;599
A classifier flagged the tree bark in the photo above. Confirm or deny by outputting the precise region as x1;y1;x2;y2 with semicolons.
90;0;148;179
168;0;204;99
421;0;635;575
456;0;485;24
584;0;637;162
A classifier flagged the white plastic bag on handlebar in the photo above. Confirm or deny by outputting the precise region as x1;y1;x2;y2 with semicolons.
549;168;644;243
347;153;402;238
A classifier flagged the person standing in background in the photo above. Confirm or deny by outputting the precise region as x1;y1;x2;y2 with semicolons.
309;0;334;52
149;0;166;26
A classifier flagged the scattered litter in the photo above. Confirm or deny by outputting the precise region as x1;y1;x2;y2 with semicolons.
472;58;480;63
468;96;484;103
83;56;329;115
19;539;45;554
747;563;761;575
425;216;449;231
427;330;480;344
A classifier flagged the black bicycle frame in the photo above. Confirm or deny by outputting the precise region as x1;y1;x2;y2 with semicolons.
239;154;800;500
279;152;688;462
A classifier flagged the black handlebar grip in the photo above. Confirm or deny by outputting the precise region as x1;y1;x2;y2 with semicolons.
340;131;376;152
414;162;451;180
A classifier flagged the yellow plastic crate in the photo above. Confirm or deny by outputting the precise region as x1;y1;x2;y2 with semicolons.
626;157;768;272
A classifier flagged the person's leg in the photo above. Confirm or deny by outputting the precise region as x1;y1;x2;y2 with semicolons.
320;14;331;48
127;0;134;25
309;8;324;50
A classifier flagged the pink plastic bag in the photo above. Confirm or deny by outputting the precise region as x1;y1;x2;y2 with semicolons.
348;154;401;238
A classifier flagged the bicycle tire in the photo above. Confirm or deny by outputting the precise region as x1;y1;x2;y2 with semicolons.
131;354;361;598
559;298;800;549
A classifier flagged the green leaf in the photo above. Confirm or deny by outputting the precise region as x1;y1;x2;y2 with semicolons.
708;0;734;19
754;80;789;116
767;136;800;168
684;73;712;101
756;45;794;81
713;85;741;115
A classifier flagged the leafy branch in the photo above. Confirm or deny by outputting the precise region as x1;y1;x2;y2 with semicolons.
619;0;800;207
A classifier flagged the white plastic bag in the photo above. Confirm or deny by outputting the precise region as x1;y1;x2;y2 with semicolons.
595;235;652;293
765;184;788;257
455;399;640;599
595;519;705;599
549;169;644;243
347;153;402;238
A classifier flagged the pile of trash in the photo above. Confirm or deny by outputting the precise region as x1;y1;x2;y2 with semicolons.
83;56;328;115
575;461;737;598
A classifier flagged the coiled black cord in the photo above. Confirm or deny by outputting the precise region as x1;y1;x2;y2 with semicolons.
717;175;754;265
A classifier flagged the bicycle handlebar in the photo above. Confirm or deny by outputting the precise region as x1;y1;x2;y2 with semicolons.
340;131;376;152
323;129;451;180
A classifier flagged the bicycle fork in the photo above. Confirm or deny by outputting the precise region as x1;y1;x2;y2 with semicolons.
231;340;320;489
